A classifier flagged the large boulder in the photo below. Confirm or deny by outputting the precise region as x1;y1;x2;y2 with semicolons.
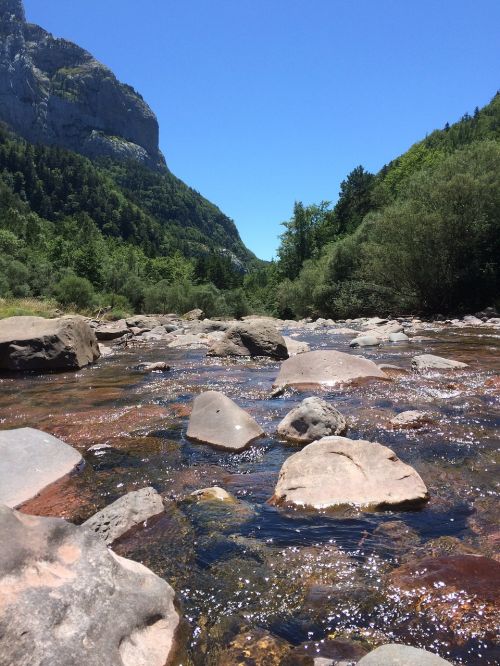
412;354;468;371
273;350;387;390
271;436;429;510
83;487;164;545
187;390;264;451
95;320;129;340
208;321;289;359
357;644;452;665
0;315;100;371
277;397;347;443
0;505;180;666
0;427;83;508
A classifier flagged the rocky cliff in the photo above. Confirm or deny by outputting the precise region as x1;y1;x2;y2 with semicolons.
0;0;166;170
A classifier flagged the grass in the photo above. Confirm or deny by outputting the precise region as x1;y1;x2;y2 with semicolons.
0;297;63;319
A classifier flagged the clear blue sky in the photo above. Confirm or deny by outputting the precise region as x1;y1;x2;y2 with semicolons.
24;1;500;260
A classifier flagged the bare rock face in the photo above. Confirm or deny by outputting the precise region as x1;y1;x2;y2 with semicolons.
187;390;264;451
83;487;165;545
0;0;165;170
0;427;82;507
271;436;429;510
277;397;347;443
208;321;289;359
357;644;452;665
273;350;387;390
412;354;468;371
0;504;181;666
0;315;100;371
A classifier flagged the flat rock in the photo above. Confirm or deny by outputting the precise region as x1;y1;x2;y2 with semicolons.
390;410;431;429
83;487;164;545
412;354;468;371
273;350;387;390
357;644;452;665
168;333;209;348
0;505;180;666
95;319;129;340
187;390;264;451
0;427;83;508
0;315;100;371
208;321;289;359
277;397;347;443
271;436;429;510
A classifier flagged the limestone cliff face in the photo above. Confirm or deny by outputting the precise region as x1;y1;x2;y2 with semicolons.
0;0;166;170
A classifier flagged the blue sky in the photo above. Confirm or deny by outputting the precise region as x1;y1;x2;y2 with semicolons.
24;1;500;260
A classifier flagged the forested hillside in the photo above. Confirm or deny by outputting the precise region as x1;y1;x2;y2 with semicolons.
251;93;500;317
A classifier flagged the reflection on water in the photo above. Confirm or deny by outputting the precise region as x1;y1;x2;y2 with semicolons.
2;324;499;664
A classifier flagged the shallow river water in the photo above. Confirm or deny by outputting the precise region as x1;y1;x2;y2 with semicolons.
1;323;499;664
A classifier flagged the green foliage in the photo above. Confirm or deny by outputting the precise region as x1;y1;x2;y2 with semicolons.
53;275;95;310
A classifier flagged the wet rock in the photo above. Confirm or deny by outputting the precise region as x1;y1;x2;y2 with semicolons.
0;427;82;508
412;354;468;371
98;343;114;357
361;321;404;340
0;315;100;371
372;520;420;554
271;436;429;510
462;315;483;325
83;487;164;545
273;350;387;391
377;363;408;376
390;410;431;429
218;627;292;665
187;390;264;451
190;486;236;503
277;396;347;443
357;644;452;665
0;505;180;666
283;638;368;665
388;331;409;342
283;335;310;355
387;555;500;644
95;319;129;340
168;333;210;348
208;320;289;359
125;315;162;329
349;334;382;348
187;319;230;334
138;361;170;372
182;308;204;320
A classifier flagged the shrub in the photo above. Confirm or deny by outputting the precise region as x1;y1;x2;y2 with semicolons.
54;275;95;310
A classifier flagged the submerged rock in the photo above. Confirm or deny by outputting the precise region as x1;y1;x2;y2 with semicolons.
0;505;180;666
190;486;236;503
218;627;292;665
412;354;468;371
0;427;82;508
273;350;387;390
0;315;100;371
357;644;452;665
271;436;429;510
283;638;368;665
208;320;289;359
277;396;347;443
187;390;264;451
83;487;164;545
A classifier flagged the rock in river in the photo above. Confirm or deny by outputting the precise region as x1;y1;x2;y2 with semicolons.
95;319;129;341
0;427;83;508
412;354;468;371
187;390;264;451
0;505;180;666
0;315;100;371
277;396;347;443
271;436;429;510
390;410;431;429
357;644;452;665
208;320;289;359
273;350;387;390
83;487;165;545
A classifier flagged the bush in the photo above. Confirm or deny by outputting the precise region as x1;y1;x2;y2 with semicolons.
54;275;95;310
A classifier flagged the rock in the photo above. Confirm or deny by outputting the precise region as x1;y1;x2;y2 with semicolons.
218;627;292;665
0;315;100;371
182;308;204;320
377;363;408;376
187;391;264;451
138;361;170;372
357;644;452;665
273;350;387;390
168;333;209;348
271;436;429;510
0;504;180;666
125;315;162;329
98;343;114;357
83;487;164;545
475;306;499;319
462;315;483;325
0;427;83;507
95;320;129;340
190;486;236;503
388;331;409;342
208;321;289;359
390;410;431;429
349;335;382;348
283;335;310;355
412;354;468;371
361;321;404;340
282;638;368;665
277;397;347;443
187;319;230;334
